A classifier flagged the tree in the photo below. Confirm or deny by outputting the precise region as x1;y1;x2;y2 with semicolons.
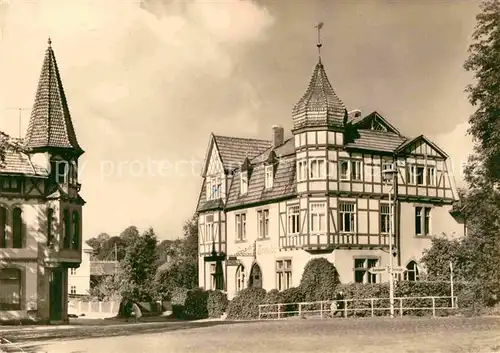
464;0;500;183
86;233;111;259
119;225;140;245
155;261;198;299
120;227;159;302
299;258;340;301
181;214;198;261
156;238;183;267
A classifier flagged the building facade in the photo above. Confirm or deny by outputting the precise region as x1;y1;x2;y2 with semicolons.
196;56;464;300
68;243;92;296
0;39;85;322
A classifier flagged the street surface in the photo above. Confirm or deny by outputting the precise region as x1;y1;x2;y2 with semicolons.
9;316;500;353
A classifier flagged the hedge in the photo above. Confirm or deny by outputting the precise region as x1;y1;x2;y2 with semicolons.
171;287;189;318
226;287;267;319
184;288;210;319
300;258;340;302
207;290;228;318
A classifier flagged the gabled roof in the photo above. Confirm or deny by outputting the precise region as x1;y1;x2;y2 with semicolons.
292;61;346;130
24;38;83;155
345;130;407;153
352;111;402;136
212;134;272;171
395;135;448;158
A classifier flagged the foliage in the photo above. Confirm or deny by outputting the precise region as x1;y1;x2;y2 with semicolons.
171;287;189;318
87;274;122;301
207;290;228;318
120;227;159;302
119;225;141;245
154;260;198;300
420;236;470;282
181;214;199;261
299;258;340;301
183;288;210;319
226;287;267;320
464;0;500;182
156;238;183;267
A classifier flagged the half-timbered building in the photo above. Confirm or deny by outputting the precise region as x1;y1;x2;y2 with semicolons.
196;56;464;299
0;39;84;322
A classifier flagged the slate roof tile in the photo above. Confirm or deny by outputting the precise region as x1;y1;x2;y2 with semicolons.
0;132;49;176
213;135;272;171
346;130;407;153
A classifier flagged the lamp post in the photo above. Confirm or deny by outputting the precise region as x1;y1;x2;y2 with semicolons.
382;163;397;318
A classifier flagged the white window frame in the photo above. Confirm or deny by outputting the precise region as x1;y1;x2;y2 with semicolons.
297;160;307;181
339;160;350;181
235;213;247;241
351;160;362;181
339;203;356;233
70;286;77;294
415;206;431;236
236;265;246;292
257;209;269;239
309;159;326;180
407;165;417;185
354;258;379;284
309;202;326;233
265;165;274;189
426;167;436;186
205;214;214;244
287;205;300;235
240;172;248;194
276;259;292;291
380;204;390;234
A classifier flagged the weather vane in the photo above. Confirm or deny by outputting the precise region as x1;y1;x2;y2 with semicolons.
315;22;324;61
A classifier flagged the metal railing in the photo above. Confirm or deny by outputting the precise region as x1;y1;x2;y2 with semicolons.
258;296;458;320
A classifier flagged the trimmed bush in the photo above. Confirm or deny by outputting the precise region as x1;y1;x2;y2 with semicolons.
260;289;284;318
281;287;306;316
300;258;340;302
184;288;210;319
171;287;189;318
207;290;228;318
226;287;267;320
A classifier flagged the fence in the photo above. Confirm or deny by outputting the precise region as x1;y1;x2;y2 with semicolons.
68;299;121;317
258;296;458;320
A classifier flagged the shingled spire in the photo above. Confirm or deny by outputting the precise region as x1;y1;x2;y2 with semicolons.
24;38;83;156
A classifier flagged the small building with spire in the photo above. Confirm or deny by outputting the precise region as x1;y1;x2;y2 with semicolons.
196;33;464;299
0;38;84;323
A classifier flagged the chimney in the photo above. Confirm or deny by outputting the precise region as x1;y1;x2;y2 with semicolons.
272;125;284;148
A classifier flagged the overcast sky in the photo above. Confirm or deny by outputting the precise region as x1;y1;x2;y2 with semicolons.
0;0;480;240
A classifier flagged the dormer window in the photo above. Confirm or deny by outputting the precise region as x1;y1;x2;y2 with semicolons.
240;171;248;194
265;165;274;189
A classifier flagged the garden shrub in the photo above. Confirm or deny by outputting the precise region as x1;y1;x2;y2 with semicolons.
184;288;210;319
207;290;228;318
300;258;340;302
171;287;189;318
260;289;284;319
280;287;306;316
226;287;267;320
337;283;389;317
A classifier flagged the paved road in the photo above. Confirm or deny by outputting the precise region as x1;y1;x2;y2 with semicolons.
11;316;500;353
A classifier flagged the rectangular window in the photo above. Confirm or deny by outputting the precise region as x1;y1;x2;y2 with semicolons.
236;213;246;241
354;258;379;284
309;159;326;179
310;202;326;233
415;206;431;235
380;204;390;234
70;286;76;294
382;160;393;173
205;177;220;200
257;209;269;239
407;165;416;185
0;268;21;310
287;205;300;235
206;215;214;244
297;160;307;181
276;259;292;291
0;177;21;192
351;160;362;181
339;160;349;180
416;166;424;185
339;203;355;233
426;167;436;186
70;268;76;275
210;264;223;290
265;165;274;188
240;172;248;194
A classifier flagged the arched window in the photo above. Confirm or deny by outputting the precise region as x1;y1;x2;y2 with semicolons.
72;211;79;250
0;207;6;248
63;209;71;249
47;208;54;247
405;261;419;281
0;268;22;310
12;208;23;248
236;265;245;293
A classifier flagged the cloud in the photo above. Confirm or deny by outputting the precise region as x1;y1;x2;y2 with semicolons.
0;0;274;239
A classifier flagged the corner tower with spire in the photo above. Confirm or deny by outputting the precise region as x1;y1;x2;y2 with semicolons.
0;38;86;324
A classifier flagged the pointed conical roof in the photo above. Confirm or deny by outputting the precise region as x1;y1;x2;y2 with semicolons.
292;60;346;130
24;38;83;155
